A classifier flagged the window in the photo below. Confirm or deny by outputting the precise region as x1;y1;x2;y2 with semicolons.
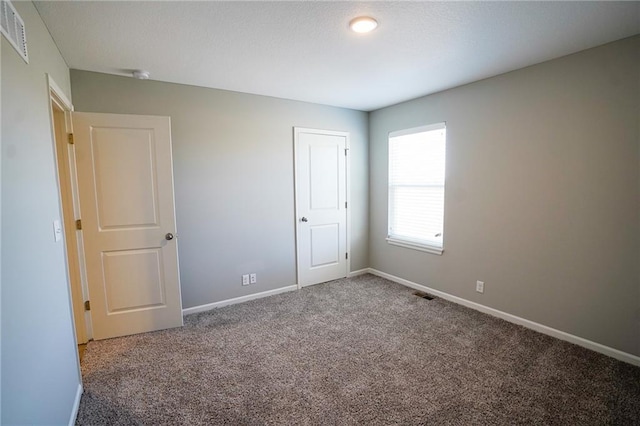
387;123;446;255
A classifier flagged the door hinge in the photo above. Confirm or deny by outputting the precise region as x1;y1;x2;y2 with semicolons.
345;201;347;209
346;252;348;260
75;219;82;230
68;133;74;144
344;148;348;156
84;300;90;311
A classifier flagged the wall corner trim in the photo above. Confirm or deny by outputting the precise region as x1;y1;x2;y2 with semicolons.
182;285;298;315
366;268;640;367
68;384;83;426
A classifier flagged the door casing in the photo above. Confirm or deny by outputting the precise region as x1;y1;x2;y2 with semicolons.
48;75;92;344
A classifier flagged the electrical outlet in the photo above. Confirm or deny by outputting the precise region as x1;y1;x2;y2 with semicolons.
250;273;257;284
242;274;250;286
476;280;484;294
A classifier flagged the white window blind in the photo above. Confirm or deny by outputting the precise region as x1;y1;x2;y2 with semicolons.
387;123;446;255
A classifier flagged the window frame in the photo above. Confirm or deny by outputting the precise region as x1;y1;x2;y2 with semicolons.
386;122;446;255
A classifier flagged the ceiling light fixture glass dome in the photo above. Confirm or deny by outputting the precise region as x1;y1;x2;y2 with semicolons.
349;16;378;33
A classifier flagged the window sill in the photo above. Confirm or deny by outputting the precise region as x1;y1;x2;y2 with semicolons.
386;237;443;255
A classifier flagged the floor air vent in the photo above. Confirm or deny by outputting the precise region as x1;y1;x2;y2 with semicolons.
1;0;28;63
413;290;435;300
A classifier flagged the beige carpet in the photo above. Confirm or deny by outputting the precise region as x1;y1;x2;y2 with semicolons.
76;274;640;425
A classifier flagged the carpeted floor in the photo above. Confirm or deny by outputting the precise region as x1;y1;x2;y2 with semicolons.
76;274;640;425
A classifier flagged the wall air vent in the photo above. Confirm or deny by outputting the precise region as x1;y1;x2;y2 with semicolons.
1;0;28;63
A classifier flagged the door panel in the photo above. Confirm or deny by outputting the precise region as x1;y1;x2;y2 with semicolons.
73;112;183;340
310;224;340;267
102;249;165;313
92;127;159;229
310;144;339;209
295;128;348;287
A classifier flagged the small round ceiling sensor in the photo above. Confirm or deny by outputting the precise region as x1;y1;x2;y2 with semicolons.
349;16;378;33
132;70;150;80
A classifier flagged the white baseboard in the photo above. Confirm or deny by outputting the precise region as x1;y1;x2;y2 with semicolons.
348;268;370;277
182;285;298;315
367;268;640;367
68;383;83;426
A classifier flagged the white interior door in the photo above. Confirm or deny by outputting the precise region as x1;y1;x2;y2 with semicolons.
73;112;183;340
295;128;349;287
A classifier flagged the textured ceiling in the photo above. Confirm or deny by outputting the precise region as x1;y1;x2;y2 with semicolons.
34;1;640;111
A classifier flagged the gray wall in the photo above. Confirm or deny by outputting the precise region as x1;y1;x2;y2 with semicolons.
1;1;81;424
369;36;640;356
70;71;369;309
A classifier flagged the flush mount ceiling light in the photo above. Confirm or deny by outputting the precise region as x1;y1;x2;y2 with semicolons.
132;70;150;80
349;16;378;33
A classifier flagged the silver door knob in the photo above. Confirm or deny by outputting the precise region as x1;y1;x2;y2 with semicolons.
301;217;308;222
165;233;174;240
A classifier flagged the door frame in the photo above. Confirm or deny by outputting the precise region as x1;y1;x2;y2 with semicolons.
293;127;351;289
48;75;93;344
